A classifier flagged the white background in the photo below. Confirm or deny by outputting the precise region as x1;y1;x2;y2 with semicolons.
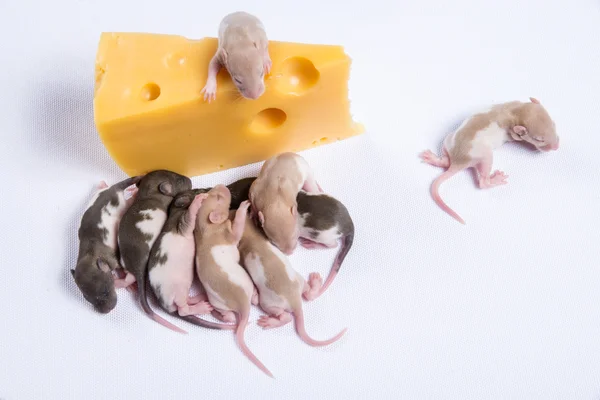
1;0;599;398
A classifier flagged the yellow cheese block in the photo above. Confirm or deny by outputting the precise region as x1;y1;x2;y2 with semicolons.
93;32;364;177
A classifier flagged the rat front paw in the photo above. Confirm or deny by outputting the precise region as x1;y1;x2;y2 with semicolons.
201;81;217;103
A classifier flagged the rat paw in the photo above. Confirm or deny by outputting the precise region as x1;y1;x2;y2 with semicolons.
200;81;217;103
303;273;323;301
251;291;259;306
190;301;213;315
263;56;272;75
257;316;278;329
419;150;450;168
485;171;509;187
299;237;330;250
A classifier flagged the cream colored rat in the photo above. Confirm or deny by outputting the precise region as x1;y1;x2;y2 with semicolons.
194;185;273;378
419;97;560;224
201;11;271;102
236;210;347;346
249;152;323;255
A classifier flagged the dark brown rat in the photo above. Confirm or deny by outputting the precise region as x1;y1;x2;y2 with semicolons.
71;176;141;313
296;191;354;300
117;170;192;333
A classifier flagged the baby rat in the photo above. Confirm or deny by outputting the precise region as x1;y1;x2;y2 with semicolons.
419;97;560;224
194;185;273;378
201;11;271;102
296;191;355;300
147;191;235;331
71;176;141;313
188;177;257;210
118;170;192;333
237;210;347;346
249;152;323;255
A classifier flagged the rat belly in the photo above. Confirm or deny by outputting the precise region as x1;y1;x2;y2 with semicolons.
136;209;167;249
97;191;126;250
149;233;195;308
469;122;509;157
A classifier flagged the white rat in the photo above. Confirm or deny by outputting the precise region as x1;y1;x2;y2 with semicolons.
201;11;271;102
249;152;323;255
194;185;273;378
237;210;347;346
419;97;560;224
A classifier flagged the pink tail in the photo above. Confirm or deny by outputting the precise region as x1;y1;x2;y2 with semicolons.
149;313;188;334
319;233;354;297
294;307;347;347
430;168;465;224
235;311;274;378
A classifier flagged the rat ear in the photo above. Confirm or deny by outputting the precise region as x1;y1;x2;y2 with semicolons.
209;211;227;224
511;125;528;141
174;195;192;208
258;211;265;227
529;97;541;104
290;205;297;216
96;259;111;273
159;181;173;196
70;269;76;277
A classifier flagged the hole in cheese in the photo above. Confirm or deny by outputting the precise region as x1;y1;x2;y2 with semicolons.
275;57;320;96
140;83;161;101
249;108;287;133
320;137;328;142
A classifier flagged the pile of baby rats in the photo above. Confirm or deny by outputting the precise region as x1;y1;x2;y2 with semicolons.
71;151;354;378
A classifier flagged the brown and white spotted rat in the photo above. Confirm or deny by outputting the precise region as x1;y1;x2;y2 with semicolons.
419;97;560;224
237;210;347;346
117;170;192;333
71;176;141;313
147;191;236;332
194;185;273;378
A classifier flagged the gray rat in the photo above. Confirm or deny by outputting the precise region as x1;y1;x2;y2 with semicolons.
296;190;355;300
117;170;192;333
201;11;271;102
71;176;141;313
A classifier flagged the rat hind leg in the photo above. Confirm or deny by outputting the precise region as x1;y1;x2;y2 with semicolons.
298;237;337;250
211;309;236;323
419;148;450;168
475;151;509;189
257;307;293;329
302;273;323;301
176;292;213;317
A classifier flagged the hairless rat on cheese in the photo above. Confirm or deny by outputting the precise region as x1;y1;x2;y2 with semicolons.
117;170;192;333
249;152;323;255
194;185;273;377
201;11;271;102
71;176;141;313
237;210;347;346
419;97;560;224
147;191;236;332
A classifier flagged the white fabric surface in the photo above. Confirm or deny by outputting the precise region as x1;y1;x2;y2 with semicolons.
1;0;600;398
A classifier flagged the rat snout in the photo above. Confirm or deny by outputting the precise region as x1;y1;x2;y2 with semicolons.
241;84;264;100
541;140;559;151
93;295;117;314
